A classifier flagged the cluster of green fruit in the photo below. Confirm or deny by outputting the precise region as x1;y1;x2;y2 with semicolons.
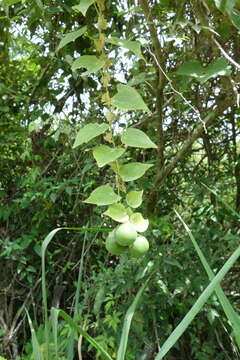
105;222;149;257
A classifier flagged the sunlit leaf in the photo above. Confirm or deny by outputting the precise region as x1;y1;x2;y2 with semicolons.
73;123;108;148
84;185;120;205
57;27;87;50
72;0;95;16
122;128;157;148
126;190;143;208
119;162;153;182
129;212;149;232
104;203;129;222
111;84;150;112
72;55;105;75
93;145;125;167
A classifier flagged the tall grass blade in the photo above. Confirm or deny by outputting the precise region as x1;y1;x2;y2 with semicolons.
67;230;87;359
116;276;150;360
155;243;240;359
58;309;113;360
41;226;111;359
74;230;87;320
26;309;43;360
42;228;63;359
175;210;240;348
51;307;60;359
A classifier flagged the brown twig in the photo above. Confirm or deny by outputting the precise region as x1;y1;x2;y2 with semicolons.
139;0;166;168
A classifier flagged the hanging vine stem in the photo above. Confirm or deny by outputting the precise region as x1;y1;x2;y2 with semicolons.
94;0;124;197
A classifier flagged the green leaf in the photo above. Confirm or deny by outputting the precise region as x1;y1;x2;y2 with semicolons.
122;128;157;148
230;9;240;30
116;277;150;360
200;57;231;83
84;185;120;206
104;203;129;222
2;0;22;5
111;84;150;112
72;0;95;16
127;73;149;86
73;123;108;148
35;0;44;11
28;121;39;133
154;243;240;359
119;162;153;182
164;257;183;269
71;55;105;75
93;145;125;167
176;60;203;77
106;37;143;59
129;212;149;232
126;190;143;208
57;27;87;50
175;211;240;348
58;310;113;360
93;286;106;314
213;0;236;15
50;307;60;359
176;57;231;84
26;310;44;360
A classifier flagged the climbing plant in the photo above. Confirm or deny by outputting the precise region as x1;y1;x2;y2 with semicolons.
1;0;240;359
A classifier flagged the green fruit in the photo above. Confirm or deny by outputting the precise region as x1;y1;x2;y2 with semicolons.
129;236;149;257
105;232;126;255
115;222;137;246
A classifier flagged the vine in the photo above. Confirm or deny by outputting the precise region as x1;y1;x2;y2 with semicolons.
70;0;158;258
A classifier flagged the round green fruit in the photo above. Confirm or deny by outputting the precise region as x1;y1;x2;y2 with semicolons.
129;236;149;257
105;232;126;255
115;222;137;247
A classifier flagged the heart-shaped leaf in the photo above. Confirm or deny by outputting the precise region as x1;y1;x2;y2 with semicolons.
104;203;129;222
84;185;120;206
130;212;149;232
126;190;143;208
57;27;87;50
72;55;105;75
93;145;125;167
72;0;95;16
119;162;153;182
122;128;157;148
73;123;108;148
111;84;149;112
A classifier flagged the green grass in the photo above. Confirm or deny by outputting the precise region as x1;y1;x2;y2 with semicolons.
29;203;240;360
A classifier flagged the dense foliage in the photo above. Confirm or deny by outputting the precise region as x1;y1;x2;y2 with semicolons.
0;0;240;359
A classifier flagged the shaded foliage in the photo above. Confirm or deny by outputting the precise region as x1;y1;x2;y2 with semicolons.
0;0;240;359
